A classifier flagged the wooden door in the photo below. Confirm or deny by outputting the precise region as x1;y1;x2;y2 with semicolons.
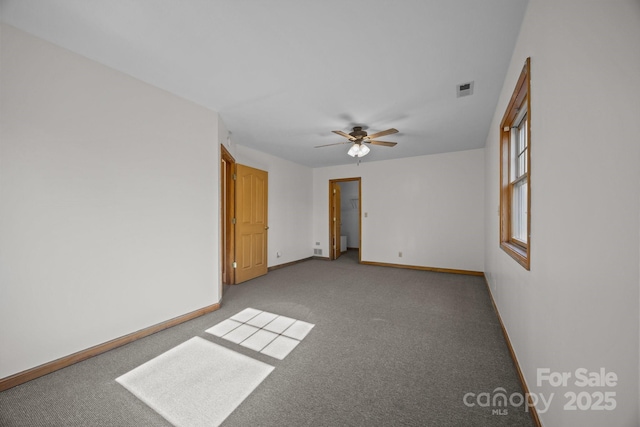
330;181;342;259
235;164;268;283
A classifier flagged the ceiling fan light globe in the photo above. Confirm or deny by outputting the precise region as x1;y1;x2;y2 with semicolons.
359;144;370;156
347;144;359;157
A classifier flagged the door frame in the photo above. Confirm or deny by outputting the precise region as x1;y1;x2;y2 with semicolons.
328;177;362;261
220;144;236;286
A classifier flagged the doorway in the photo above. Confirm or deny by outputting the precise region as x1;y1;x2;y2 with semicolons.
220;145;236;292
220;147;270;289
329;177;361;261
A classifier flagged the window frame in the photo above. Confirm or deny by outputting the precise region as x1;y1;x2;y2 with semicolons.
500;58;531;270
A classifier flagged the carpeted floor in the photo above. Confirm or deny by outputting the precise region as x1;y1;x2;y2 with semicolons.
0;250;535;426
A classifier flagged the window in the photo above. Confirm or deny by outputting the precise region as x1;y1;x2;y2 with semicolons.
500;58;531;270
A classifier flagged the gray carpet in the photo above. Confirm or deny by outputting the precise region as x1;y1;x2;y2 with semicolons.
0;250;535;426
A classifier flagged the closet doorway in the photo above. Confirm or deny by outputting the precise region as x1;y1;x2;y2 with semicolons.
220;145;269;290
220;145;236;291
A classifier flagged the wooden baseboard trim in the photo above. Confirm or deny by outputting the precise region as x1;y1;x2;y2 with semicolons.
312;256;331;261
0;302;221;392
359;260;484;276
483;275;542;427
268;257;313;271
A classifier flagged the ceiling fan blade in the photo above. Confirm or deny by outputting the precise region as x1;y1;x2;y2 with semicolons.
332;130;356;140
368;140;397;147
315;141;352;148
366;128;399;140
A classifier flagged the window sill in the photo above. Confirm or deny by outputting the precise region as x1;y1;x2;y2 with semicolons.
500;241;530;270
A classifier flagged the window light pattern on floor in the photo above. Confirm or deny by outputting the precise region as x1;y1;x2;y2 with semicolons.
206;308;314;360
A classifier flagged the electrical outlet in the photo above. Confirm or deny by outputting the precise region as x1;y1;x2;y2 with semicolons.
277;251;281;258
398;251;403;257
364;212;368;218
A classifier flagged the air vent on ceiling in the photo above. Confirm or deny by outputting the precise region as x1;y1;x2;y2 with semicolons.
457;81;474;98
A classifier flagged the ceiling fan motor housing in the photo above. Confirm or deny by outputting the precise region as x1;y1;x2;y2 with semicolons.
349;126;367;140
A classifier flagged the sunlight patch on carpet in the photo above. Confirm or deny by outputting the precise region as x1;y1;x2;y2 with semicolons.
116;337;273;427
206;308;314;360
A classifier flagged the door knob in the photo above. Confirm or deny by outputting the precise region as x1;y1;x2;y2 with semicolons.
265;226;269;230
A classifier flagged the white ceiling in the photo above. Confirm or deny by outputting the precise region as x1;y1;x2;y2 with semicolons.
1;0;528;168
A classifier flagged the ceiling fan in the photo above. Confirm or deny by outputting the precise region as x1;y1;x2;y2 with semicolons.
315;126;398;158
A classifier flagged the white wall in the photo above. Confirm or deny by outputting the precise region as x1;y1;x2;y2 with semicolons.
0;25;221;379
339;181;360;249
484;1;640;426
313;149;485;271
234;145;313;267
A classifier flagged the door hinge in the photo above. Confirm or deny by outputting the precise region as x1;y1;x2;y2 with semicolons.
333;188;336;194
333;217;336;221
232;262;237;269
232;173;237;181
231;217;236;225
